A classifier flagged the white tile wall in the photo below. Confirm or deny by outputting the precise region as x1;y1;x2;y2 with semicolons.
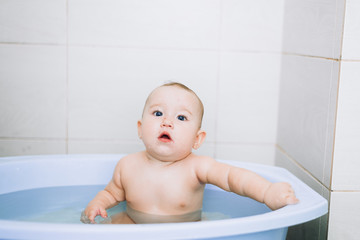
0;139;66;157
216;143;275;165
221;0;284;52
277;54;339;188
0;1;283;164
68;0;220;50
279;0;360;239
0;44;67;138
68;139;143;155
328;191;360;240
0;0;67;44
342;0;360;60
68;46;218;142
217;52;280;144
282;0;345;59
332;61;360;191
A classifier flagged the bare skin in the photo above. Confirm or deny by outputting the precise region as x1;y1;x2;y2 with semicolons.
83;84;299;223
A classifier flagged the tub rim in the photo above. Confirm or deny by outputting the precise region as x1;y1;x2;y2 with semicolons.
0;154;328;240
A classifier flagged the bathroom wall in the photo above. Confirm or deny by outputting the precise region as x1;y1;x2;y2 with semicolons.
0;0;284;165
277;0;360;239
3;0;359;238
328;0;360;238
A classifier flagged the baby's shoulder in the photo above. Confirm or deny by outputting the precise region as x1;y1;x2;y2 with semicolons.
189;154;216;169
117;152;144;166
190;154;215;161
189;155;217;181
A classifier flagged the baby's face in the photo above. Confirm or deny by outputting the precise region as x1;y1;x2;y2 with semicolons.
138;86;204;162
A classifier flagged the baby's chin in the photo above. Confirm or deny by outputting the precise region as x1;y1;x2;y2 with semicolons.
146;149;192;163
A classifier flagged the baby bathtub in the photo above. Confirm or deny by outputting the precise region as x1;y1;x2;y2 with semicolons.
0;154;327;240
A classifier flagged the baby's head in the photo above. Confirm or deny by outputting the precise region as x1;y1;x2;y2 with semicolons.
142;82;204;128
138;82;206;161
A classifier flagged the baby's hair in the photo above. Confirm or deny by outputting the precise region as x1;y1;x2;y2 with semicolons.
143;82;204;128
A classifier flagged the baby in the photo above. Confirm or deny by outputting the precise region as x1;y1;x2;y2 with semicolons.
82;82;299;224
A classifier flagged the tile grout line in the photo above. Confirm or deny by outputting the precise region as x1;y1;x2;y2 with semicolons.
2;41;359;62
213;0;223;159
0;41;287;57
0;137;67;142
328;0;348;196
65;0;69;154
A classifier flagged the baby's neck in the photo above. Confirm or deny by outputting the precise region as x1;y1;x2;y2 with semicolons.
143;151;192;166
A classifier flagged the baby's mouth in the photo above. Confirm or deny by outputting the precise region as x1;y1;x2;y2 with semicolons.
158;132;172;142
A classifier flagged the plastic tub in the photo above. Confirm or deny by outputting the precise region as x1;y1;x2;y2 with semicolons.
0;154;328;240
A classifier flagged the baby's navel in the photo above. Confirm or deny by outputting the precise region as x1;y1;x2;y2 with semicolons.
179;202;187;208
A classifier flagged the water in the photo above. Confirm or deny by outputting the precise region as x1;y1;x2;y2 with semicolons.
0;185;270;224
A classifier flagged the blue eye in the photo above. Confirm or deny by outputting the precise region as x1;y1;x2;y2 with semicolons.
153;111;163;117
177;115;187;121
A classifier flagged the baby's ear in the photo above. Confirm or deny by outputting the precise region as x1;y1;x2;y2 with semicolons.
137;120;142;139
193;130;206;150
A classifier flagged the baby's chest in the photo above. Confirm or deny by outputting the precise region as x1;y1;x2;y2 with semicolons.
123;170;202;206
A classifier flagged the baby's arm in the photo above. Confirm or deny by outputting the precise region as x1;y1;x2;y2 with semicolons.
196;157;298;210
84;160;125;223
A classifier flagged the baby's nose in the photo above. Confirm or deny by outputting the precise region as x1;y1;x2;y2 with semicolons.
161;119;173;128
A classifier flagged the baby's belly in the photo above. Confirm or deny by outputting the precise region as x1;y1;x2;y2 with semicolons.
125;188;205;216
124;181;206;218
126;205;202;224
125;198;203;217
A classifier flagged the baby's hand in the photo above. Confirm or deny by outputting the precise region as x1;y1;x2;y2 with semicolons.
81;205;108;224
263;182;299;210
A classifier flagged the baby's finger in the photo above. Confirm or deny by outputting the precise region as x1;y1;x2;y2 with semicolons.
100;208;108;218
287;195;299;204
88;211;97;223
80;211;92;224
